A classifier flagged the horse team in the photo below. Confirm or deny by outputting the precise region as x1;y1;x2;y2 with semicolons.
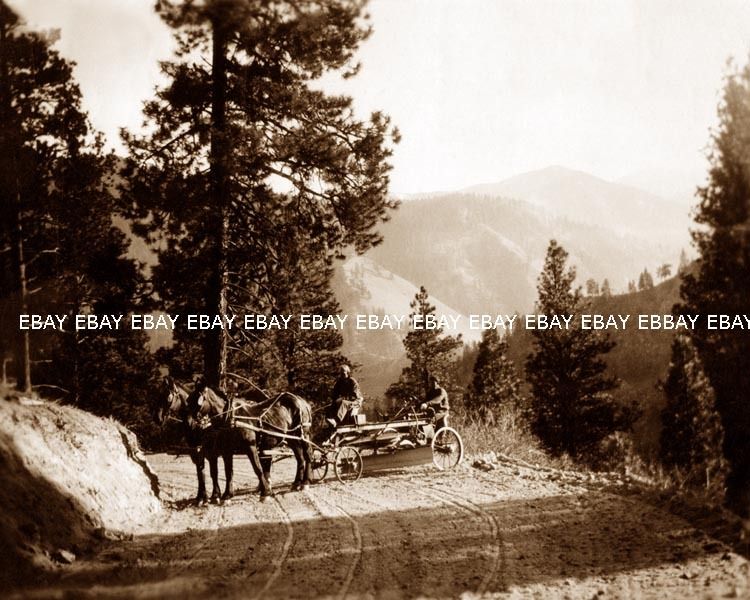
155;377;314;503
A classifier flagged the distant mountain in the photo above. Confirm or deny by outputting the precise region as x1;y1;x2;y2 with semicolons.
616;167;705;204
463;165;692;238
362;184;689;316
119;163;695;399
333;165;693;397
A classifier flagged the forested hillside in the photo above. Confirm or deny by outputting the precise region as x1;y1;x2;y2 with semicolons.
507;271;684;455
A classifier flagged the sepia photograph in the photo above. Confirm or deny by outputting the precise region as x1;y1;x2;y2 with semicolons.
1;0;750;597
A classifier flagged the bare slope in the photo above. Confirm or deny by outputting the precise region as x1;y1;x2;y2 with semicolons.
363;189;687;318
0;396;162;590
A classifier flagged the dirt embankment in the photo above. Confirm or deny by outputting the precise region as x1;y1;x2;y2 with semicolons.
0;397;162;590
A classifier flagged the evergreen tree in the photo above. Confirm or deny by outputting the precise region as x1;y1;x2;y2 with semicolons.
660;334;725;488
680;61;750;515
121;0;398;390
0;5;89;391
0;3;159;427
638;268;654;290
387;286;462;403
678;248;690;273
585;278;599;296
254;219;347;403
525;240;629;459
627;280;637;294
466;327;523;422
657;263;672;280
600;279;612;297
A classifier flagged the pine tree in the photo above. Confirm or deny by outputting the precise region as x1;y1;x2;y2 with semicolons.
121;0;398;390
525;240;628;459
657;263;672;280
680;61;750;515
0;5;90;391
387;286;462;403
0;3;159;427
585;278;599;297
253;219;348;403
660;334;725;488
638;268;654;290
600;279;612;297
466;327;523;422
627;280;637;294
678;248;690;273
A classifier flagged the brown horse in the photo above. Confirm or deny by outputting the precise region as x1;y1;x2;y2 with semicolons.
186;381;313;500
154;376;221;504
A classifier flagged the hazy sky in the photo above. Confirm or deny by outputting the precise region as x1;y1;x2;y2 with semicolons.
10;0;750;196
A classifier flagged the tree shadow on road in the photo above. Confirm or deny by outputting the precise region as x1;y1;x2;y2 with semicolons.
13;484;743;599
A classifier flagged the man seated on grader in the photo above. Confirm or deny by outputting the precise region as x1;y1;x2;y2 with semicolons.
315;364;363;445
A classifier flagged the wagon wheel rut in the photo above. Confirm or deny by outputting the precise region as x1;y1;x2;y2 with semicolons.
303;490;363;600
396;481;506;596
217;485;362;600
333;484;429;594
251;496;294;598
24;453;750;600
318;482;434;598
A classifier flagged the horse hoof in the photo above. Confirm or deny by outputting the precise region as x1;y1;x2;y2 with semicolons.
301;484;310;491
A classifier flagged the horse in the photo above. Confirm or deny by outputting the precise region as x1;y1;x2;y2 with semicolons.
154;376;223;504
186;382;313;500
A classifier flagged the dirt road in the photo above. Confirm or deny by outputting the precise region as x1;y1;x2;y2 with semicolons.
16;454;750;599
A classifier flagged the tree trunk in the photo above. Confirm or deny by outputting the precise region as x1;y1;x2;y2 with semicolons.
204;17;229;390
1;17;31;393
11;199;31;393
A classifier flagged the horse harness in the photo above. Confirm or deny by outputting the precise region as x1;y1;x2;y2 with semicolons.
201;392;312;444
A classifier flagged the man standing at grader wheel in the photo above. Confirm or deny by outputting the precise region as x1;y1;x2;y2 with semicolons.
421;375;450;430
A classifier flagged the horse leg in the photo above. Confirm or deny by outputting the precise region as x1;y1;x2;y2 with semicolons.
301;439;312;489
193;453;208;505
261;453;272;487
222;452;234;502
290;443;304;491
247;444;272;499
209;455;221;503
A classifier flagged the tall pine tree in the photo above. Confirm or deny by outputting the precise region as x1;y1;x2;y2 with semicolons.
660;334;725;489
121;0;398;390
680;61;750;515
0;3;159;430
387;286;462;403
0;4;90;392
525;240;629;459
241;212;347;403
466;327;523;422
